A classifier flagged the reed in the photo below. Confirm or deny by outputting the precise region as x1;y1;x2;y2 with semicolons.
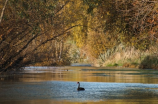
102;44;158;69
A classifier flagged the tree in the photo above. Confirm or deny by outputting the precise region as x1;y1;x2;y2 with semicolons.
0;0;80;72
83;0;158;50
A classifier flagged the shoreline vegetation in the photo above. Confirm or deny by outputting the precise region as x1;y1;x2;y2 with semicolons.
0;0;158;72
30;44;158;70
101;45;158;70
69;46;158;69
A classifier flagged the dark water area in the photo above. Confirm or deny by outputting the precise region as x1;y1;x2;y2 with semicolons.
0;66;158;104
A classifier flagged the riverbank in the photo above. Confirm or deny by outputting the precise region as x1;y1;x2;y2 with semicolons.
102;46;158;70
82;44;157;70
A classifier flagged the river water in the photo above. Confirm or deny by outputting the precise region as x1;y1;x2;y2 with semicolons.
0;66;158;104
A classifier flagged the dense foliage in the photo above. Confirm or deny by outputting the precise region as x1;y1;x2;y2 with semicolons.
0;0;157;72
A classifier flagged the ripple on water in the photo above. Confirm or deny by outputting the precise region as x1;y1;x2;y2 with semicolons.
0;81;158;102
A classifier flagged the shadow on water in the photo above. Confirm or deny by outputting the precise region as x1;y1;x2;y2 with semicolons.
0;66;158;104
139;55;158;69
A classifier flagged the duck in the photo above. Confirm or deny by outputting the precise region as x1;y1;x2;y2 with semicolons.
77;82;85;91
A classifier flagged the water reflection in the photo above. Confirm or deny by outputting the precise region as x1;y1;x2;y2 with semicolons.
2;66;157;84
0;66;158;104
0;81;158;102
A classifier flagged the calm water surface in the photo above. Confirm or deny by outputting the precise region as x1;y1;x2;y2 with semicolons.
0;66;158;104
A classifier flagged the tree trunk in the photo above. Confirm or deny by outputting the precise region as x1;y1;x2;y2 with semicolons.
0;0;8;23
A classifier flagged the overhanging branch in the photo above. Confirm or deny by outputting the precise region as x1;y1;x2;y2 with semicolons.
31;24;82;52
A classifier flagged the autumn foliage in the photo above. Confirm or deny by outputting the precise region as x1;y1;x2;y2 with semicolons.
0;0;158;72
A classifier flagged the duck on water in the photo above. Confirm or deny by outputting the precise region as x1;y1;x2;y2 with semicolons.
77;82;85;91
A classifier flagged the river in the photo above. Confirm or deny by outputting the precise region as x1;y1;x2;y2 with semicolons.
0;66;158;104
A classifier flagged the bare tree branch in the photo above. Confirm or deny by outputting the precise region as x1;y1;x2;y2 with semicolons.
0;0;8;23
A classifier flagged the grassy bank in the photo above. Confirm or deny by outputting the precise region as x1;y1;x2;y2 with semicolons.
102;46;158;70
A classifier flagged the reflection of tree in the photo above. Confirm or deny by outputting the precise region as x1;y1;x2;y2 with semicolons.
139;55;158;69
2;68;155;84
125;88;158;99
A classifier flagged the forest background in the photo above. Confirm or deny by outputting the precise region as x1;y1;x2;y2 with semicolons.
0;0;158;72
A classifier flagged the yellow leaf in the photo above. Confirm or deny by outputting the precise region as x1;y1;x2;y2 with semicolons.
107;11;110;15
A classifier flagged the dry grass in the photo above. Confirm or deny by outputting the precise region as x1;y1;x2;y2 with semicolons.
102;45;158;69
